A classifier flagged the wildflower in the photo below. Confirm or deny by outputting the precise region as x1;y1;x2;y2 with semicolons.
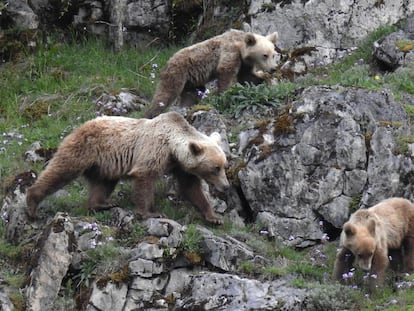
1;211;9;222
342;270;355;280
149;72;156;79
152;63;158;69
288;235;295;241
158;102;165;107
90;240;97;248
321;233;329;242
17;178;22;184
259;229;269;235
389;255;392;261
319;220;323;226
374;74;380;80
370;274;377;279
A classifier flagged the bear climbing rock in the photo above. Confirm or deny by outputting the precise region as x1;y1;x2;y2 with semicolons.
145;29;279;118
332;197;414;289
26;112;229;224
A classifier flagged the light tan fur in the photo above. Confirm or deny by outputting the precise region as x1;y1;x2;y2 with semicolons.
333;197;414;290
145;29;279;118
26;112;229;224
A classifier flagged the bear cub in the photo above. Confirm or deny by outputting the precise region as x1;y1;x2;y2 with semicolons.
26;112;229;224
332;197;414;289
145;29;279;118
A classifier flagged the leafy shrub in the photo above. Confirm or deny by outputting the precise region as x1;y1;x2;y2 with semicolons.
305;283;359;311
181;224;202;254
205;82;293;117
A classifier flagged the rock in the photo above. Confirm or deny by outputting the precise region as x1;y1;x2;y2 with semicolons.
6;0;39;29
175;272;307;310
198;226;255;272
1;171;36;243
248;0;414;65
372;13;414;69
0;287;14;311
87;281;128;311
26;213;75;311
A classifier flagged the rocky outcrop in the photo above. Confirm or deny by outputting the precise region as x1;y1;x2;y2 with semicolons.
3;0;414;64
248;0;414;65
237;85;414;247
373;14;414;69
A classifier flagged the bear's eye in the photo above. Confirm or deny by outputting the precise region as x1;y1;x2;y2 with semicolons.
263;54;269;59
214;166;221;175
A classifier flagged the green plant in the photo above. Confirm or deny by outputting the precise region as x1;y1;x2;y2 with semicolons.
305;283;360;311
262;265;285;279
205;82;291;117
76;241;128;287
181;224;203;254
349;194;362;213
116;221;146;248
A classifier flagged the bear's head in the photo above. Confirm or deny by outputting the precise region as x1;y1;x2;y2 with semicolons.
184;132;229;192
241;32;280;74
342;219;377;271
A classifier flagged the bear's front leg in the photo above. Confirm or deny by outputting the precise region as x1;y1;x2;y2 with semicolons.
332;247;355;282
216;55;241;93
175;169;222;225
368;249;389;291
134;176;164;219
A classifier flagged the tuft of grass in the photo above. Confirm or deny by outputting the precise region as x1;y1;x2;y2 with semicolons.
204;82;293;117
181;224;203;254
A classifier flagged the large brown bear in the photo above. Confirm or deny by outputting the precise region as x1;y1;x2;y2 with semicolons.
145;29;279;118
26;112;229;224
332;197;414;290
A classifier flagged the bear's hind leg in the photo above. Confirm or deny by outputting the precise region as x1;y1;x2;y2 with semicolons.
86;179;118;211
146;73;187;118
174;169;222;225
26;168;80;219
134;176;163;219
402;236;414;272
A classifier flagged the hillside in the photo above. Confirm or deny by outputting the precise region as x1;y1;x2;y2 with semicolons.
1;21;414;310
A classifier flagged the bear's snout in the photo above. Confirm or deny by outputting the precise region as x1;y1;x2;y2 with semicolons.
269;67;278;74
212;176;230;193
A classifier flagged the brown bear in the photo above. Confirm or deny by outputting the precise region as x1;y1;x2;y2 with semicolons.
26;112;229;224
145;29;279;118
332;197;414;289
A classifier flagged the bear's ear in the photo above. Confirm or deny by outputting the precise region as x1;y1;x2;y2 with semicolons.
343;223;356;237
189;142;204;156
209;132;221;144
367;219;376;236
245;33;257;46
266;32;279;44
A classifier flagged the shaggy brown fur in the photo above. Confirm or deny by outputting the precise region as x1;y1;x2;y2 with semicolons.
26;112;229;224
145;29;279;118
333;197;414;290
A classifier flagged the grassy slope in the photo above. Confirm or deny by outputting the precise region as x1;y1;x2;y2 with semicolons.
0;27;414;309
